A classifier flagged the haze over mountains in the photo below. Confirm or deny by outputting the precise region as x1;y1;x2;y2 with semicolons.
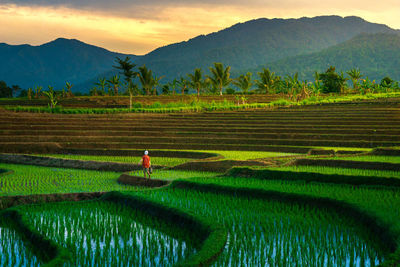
0;15;399;92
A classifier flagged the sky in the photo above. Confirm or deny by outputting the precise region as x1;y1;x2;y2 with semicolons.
1;1;400;55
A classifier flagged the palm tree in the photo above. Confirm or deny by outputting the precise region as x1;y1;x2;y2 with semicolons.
95;78;107;95
34;85;42;99
43;86;58;109
208;63;231;96
346;68;363;91
255;68;277;94
107;75;120;96
27;87;33;100
153;76;163;95
114;57;137;94
127;82;139;109
170;79;178;95
65;82;74;97
138;65;155;95
188;68;205;97
177;77;189;95
89;87;98;96
233;72;253;94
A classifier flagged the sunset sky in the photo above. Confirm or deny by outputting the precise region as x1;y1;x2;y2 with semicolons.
1;1;400;55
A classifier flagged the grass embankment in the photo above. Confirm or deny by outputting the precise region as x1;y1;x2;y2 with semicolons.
35;154;192;167
327;155;400;164
268;165;400;179
4;92;400;114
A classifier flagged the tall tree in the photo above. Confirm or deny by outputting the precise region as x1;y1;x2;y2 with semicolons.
113;57;138;92
95;78;107;95
138;65;155;95
319;66;346;93
107;75;120;96
177;77;189;95
65;82;74;97
10;85;21;98
346;68;363;91
0;81;11;98
43;86;58;109
188;68;205;97
34;86;43;99
255;68;277;94
233;72;253;94
127;82;139;109
208;63;231;96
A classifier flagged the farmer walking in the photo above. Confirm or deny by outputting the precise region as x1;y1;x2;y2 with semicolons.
139;150;151;179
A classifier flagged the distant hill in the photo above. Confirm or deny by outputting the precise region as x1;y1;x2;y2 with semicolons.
264;33;400;81
139;15;397;79
0;38;134;91
0;15;399;92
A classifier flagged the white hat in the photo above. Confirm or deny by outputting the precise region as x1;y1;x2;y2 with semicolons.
144;150;148;155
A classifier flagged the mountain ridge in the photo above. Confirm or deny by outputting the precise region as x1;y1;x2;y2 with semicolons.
0;15;399;92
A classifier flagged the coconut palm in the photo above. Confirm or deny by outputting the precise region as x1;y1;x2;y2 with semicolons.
107;75;120;96
138;65;155;95
346;68;363;91
233;72;253;94
127;82;139;109
177;77;189;95
188;68;205;97
95;78;107;96
34;86;42;99
65;82;74;97
255;68;277;94
208;63;232;96
153;76;163;95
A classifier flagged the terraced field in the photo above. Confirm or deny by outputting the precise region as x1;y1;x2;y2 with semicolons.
1;101;400;154
1;98;400;266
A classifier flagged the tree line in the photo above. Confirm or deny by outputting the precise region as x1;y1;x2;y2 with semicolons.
2;57;399;108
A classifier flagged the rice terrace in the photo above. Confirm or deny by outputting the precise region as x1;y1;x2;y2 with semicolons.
2;6;400;267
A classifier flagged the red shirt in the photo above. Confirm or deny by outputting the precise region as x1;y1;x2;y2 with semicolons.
142;155;150;168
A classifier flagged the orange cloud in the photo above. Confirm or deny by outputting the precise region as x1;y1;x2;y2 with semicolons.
0;3;399;55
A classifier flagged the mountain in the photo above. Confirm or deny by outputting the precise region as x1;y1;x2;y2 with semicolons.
138;15;397;79
0;15;399;92
264;33;400;81
0;38;134;90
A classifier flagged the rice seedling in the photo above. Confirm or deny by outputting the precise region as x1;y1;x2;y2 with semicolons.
0;223;41;267
188;176;400;238
19;201;196;266
0;163;138;196
130;188;386;266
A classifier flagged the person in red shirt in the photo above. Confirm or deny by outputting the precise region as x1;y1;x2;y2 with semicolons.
139;150;151;179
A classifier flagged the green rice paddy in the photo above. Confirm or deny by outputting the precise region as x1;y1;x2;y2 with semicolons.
0;163;137;196
130;188;385;266
20;201;196;266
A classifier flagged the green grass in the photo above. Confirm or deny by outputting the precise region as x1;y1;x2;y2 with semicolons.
267;165;400;178
19;200;196;266
128;170;217;181
35;154;192;167
327;155;400;164
0;163;137;196
130;187;385;266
